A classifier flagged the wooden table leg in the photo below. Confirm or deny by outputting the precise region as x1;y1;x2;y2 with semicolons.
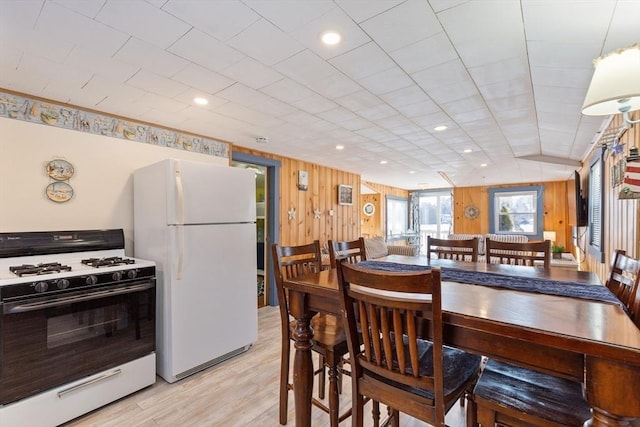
289;290;315;427
584;356;640;426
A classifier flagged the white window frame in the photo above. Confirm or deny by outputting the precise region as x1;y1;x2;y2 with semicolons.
488;185;543;239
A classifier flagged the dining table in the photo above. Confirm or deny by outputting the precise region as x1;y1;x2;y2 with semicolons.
282;255;640;427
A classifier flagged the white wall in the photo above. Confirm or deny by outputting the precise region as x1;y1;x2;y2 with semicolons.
0;117;228;254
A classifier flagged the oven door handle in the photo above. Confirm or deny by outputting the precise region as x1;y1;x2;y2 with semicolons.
3;282;154;314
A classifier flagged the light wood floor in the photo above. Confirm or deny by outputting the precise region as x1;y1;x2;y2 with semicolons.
63;306;468;426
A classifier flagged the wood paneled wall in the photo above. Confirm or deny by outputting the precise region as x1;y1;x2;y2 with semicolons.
579;113;640;282
360;181;410;238
452;181;572;252
233;146;362;246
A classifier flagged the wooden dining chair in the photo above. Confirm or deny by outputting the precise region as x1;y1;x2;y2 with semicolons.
336;261;482;427
607;250;640;321
272;241;351;426
427;236;479;262
471;359;592;426
328;237;367;268
485;238;551;268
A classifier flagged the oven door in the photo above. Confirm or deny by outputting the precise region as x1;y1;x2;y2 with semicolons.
0;280;155;405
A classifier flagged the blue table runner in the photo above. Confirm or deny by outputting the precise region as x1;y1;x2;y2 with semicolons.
355;260;621;306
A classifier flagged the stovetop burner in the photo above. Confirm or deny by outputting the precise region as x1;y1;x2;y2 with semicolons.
81;257;136;268
9;263;72;277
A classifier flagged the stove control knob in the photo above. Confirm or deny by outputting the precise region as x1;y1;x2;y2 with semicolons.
57;278;70;290
112;271;122;281
127;269;138;279
34;281;49;293
86;275;98;286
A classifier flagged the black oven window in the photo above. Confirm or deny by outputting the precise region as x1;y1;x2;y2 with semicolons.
47;303;129;349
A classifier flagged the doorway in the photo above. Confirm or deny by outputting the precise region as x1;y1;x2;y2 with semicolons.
231;152;281;308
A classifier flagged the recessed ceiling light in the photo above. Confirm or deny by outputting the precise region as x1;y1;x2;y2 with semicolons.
193;97;208;105
417;183;429;188
463;149;472;153
409;171;415;174
380;160;388;165
336;145;344;150
434;125;447;132
480;163;487;167
321;31;341;45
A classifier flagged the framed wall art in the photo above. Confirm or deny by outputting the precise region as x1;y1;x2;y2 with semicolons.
298;170;308;191
338;184;353;205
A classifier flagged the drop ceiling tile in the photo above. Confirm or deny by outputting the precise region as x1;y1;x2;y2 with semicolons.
528;41;601;68
426;79;479;104
337;116;375;132
335;0;405;23
437;0;525;67
605;1;640;53
216;83;270;107
250;97;297;117
134;92;190;114
171;64;234;94
53;0;109;18
173;90;229;110
19;53;93;90
214;102;284;128
293;94;338;114
358;67;414;96
168;29;245;72
228;18;305;66
530;65;592;89
488;94;534;114
65;46;139;83
292;7;372;59
523;1;614;44
35;1;129;56
335;90;382;112
273;49;337;86
219;56;283;89
1;0;44;30
260;78;316;103
114;38;189;78
243;0;335;33
360;0;441;52
126;69;190;98
161;0;259;41
468;56;530;86
0;27;74;63
389;32;458;74
96;0;190;49
535;85;587;107
316;106;359;124
305;73;362;99
412;59;472;91
329;42;395;80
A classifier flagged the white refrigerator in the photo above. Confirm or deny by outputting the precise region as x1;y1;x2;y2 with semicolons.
133;158;257;383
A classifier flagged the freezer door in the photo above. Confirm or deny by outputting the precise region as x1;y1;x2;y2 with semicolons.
166;223;257;378
167;159;256;225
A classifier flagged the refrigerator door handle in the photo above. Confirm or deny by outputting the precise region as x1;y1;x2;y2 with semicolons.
174;161;185;280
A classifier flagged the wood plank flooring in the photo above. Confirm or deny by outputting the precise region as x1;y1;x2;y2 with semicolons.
63;306;468;426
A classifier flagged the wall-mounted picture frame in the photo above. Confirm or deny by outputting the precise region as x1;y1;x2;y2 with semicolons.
298;170;308;191
338;184;353;205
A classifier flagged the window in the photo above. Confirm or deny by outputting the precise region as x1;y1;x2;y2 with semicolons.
415;190;452;253
386;196;408;238
488;185;543;240
588;148;605;262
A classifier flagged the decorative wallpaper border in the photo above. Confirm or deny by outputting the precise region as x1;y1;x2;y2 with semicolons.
0;90;230;159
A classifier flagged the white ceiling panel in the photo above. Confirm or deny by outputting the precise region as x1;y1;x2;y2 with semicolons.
114;38;189;78
161;0;259;41
96;0;190;49
227;18;305;66
1;0;631;190
36;1;128;55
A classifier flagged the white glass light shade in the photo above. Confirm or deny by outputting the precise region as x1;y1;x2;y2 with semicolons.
582;45;640;116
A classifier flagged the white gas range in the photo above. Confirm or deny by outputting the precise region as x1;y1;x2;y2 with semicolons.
0;229;157;427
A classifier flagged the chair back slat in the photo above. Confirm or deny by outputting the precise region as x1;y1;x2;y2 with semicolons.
485;238;551;268
427;236;478;262
328;238;367;267
337;262;445;421
272;241;322;326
